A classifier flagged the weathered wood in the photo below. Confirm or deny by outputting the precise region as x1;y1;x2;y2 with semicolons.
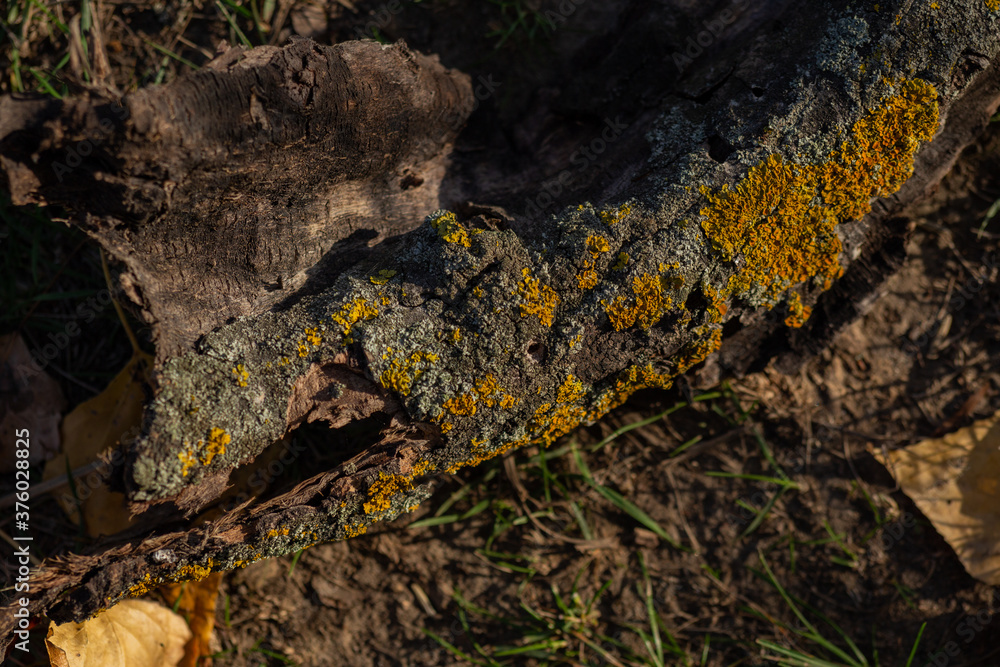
1;0;998;645
0;38;473;358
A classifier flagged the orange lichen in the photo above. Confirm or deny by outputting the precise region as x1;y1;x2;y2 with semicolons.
700;79;938;303
587;363;675;419
473;374;501;406
674;327;724;376
586;235;610;255
428;210;472;247
577;267;600;290
442;393;477;416
266;527;290;539
379;348;439;396
516;268;560;326
577;235;613;289
344;522;368;538
988;0;999;11
784;291;812;328
703;283;728;323
556;374;586;403
332;298;379;343
498;394;519;409
604;273;673;331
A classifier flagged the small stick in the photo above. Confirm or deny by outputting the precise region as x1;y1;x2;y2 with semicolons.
0;460;107;510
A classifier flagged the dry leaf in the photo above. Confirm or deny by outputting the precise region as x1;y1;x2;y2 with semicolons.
291;2;328;38
159;573;223;667
0;332;65;472
43;351;152;536
878;411;1000;584
46;599;191;667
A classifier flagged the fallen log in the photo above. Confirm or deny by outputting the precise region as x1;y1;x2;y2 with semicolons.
1;0;998;646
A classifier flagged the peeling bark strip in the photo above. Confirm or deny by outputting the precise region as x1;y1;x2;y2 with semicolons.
1;0;999;645
0;39;473;357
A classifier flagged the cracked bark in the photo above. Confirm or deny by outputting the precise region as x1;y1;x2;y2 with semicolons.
1;0;998;647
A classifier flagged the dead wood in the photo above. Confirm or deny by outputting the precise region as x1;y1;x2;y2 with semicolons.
1;0;999;646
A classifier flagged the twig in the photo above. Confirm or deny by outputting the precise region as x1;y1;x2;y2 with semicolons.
0;460;107;510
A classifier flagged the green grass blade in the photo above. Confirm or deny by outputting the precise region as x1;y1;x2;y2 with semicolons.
903;623;926;667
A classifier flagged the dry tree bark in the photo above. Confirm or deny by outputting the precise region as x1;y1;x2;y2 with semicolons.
1;0;999;645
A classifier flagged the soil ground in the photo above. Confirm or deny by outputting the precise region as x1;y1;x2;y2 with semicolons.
2;2;999;665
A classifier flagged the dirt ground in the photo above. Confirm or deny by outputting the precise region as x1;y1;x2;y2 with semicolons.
2;1;1000;665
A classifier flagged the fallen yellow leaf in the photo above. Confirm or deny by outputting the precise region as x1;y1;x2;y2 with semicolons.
43;351;152;536
45;598;191;667
160;572;223;667
879;411;1000;584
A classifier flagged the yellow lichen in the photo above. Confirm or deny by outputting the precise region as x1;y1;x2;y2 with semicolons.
369;269;397;285
231;364;249;387
362;459;432;515
515;268;560;326
604;273;673;331
332;298;379;343
611;252;629;271
784;291;812;328
172;561;213;583
178;427;230;476
266;527;290;539
587;363;675;419
344;522;368;538
379;348;440;396
201;428;229;466
428;210;472;247
700;79;938;304
599;204;632;225
305;327;322;346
